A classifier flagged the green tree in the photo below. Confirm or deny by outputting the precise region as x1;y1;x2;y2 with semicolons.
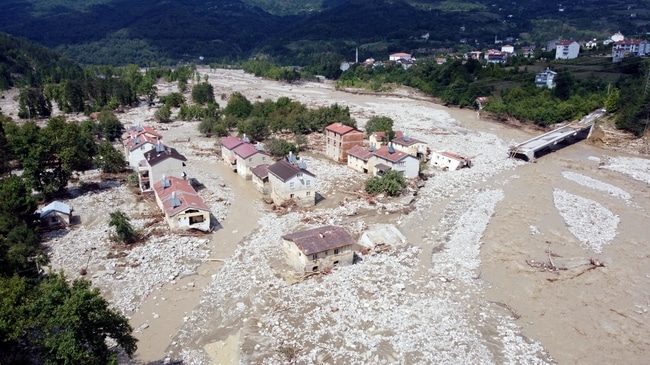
365;170;407;196
97;111;124;141
604;87;620;113
154;105;173;123
265;138;298;158
364;116;395;139
553;70;574;101
162;92;185;108
109;211;137;244
0;274;137;364
198;117;227;137
191;82;215;105
18;87;52;119
0;116;13;175
95;142;126;173
224;92;253;119
294;134;308;151
238;116;269;142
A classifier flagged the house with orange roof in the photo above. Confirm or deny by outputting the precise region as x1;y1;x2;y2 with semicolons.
324;122;364;163
122;125;163;141
233;142;271;179
371;144;419;178
152;175;211;231
430;151;472;171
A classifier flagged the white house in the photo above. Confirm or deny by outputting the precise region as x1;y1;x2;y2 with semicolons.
267;159;316;207
38;201;72;228
390;134;429;160
389;53;412;61
138;146;188;191
233;142;271;180
347;145;374;174
501;44;515;54
430;151;472;170
555;40;580;59
282;225;355;273
612;39;650;62
371;145;420;178
535;68;557;89
124;136;164;169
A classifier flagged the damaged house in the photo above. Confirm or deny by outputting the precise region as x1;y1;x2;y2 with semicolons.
282;225;355;273
152;175;211;232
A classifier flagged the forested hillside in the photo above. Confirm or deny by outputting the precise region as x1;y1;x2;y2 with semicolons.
1;0;648;66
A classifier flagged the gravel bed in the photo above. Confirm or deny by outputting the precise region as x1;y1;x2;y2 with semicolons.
600;156;650;185
552;189;619;253
562;170;631;202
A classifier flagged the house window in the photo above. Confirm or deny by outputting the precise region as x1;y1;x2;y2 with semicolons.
262;156;266;161
248;158;252;163
312;266;319;271
51;216;58;223
312;254;318;261
290;182;295;188
290;193;294;198
306;180;311;186
334;249;339;254
333;261;339;266
306;191;311;196
140;145;145;150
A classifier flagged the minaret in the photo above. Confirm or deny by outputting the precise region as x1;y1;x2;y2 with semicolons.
356;47;359;63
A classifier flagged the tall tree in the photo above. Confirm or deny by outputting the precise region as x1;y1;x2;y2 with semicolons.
97;110;124;141
0;274;138;364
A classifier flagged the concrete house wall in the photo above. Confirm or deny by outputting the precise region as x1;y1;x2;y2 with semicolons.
167;208;210;231
373;155;419;178
269;173;316;206
236;152;270;180
40;211;70;227
555;41;580;59
430;151;467;170
283;240;354;273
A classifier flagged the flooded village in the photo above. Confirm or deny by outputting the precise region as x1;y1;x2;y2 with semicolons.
9;68;649;364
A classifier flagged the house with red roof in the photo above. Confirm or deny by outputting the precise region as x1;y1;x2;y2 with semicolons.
612;39;650;62
430;151;472;171
233;142;271;179
152;175;211;231
282;225;355;273
220;135;246;170
324;122;364;163
267;159;317;206
555;40;580;60
371;145;419;178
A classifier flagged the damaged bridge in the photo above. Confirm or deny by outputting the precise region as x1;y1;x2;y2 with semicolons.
509;109;605;161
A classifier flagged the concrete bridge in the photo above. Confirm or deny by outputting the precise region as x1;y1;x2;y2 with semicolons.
508;109;605;161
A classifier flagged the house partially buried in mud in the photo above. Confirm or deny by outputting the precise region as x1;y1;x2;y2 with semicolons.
38;201;72;228
152;175;211;232
282;225;355;273
430;151;472;170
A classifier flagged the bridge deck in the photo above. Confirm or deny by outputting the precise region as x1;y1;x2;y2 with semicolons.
508;110;603;160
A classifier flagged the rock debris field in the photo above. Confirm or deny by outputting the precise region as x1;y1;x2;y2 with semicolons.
27;68;650;364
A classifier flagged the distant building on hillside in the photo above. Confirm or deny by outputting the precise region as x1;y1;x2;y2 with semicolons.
535;68;557;89
555;40;580;59
612;39;650;62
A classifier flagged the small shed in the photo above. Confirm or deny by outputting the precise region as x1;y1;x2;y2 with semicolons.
39;201;72;227
282;225;355;273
